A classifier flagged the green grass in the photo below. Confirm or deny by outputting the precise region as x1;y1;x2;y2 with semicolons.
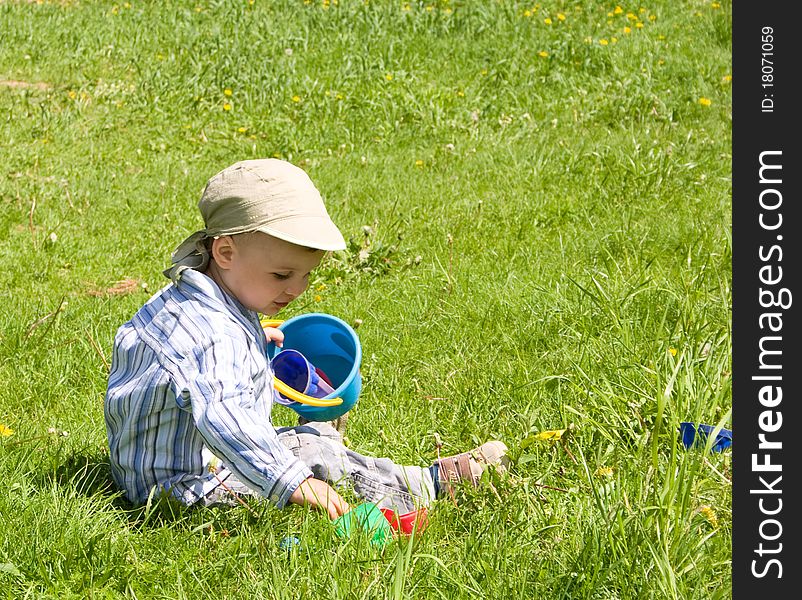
0;0;731;598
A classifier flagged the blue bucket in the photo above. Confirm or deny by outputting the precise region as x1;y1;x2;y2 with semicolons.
266;313;362;422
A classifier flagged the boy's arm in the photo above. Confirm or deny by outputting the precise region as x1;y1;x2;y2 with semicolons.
174;335;313;508
289;477;351;519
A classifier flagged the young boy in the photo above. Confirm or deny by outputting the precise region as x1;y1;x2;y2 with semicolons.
104;158;507;519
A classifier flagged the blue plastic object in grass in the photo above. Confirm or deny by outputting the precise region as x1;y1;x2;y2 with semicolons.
279;536;302;554
679;422;732;452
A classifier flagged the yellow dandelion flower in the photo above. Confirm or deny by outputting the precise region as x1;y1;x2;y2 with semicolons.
385;73;393;81
722;74;732;83
639;7;646;13
223;102;232;111
111;6;119;14
480;68;488;75
314;295;323;302
607;11;614;17
237;126;247;133
669;347;678;356
611;37;618;43
698;505;719;528
595;466;614;477
626;12;637;20
335;93;343;100
414;159;424;167
534;428;566;441
425;5;433;11
224;88;233;97
698;97;712;107
195;6;202;13
544;17;552;24
68;90;77;100
657;34;666;40
316;283;327;292
635;21;643;28
456;89;465;96
711;2;721;8
624;26;631;33
614;6;623;14
648;14;657;21
402;3;410;11
0;424;13;437
538;50;549;57
523;9;531;17
599;38;609;45
557;13;565;21
291;95;301;103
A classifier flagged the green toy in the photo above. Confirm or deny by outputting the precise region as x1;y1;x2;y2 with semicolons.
333;503;391;547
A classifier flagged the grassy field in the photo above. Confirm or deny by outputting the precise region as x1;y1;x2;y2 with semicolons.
0;1;732;598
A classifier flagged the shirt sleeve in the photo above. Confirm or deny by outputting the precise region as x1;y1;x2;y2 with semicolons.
173;334;312;508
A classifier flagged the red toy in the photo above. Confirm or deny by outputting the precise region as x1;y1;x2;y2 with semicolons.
380;507;429;536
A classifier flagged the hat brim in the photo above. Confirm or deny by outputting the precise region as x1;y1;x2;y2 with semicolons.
256;215;346;252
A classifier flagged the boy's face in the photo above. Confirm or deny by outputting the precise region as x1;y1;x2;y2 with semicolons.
209;232;324;315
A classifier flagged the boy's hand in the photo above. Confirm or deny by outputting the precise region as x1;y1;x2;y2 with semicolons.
289;477;350;520
263;326;284;348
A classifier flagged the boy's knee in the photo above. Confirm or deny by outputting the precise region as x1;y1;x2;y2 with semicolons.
301;420;343;444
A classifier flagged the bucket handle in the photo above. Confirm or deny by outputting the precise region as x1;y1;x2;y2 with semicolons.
261;318;344;408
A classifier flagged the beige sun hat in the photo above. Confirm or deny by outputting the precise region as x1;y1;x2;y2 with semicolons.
165;159;346;281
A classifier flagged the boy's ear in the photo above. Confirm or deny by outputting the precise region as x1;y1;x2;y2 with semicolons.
210;236;236;269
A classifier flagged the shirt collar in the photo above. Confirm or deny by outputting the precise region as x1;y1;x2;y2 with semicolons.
175;268;265;340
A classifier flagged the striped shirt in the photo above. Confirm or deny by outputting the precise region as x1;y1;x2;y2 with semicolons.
104;268;312;507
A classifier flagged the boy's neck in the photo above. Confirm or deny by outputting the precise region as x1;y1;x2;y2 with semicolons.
203;261;242;308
